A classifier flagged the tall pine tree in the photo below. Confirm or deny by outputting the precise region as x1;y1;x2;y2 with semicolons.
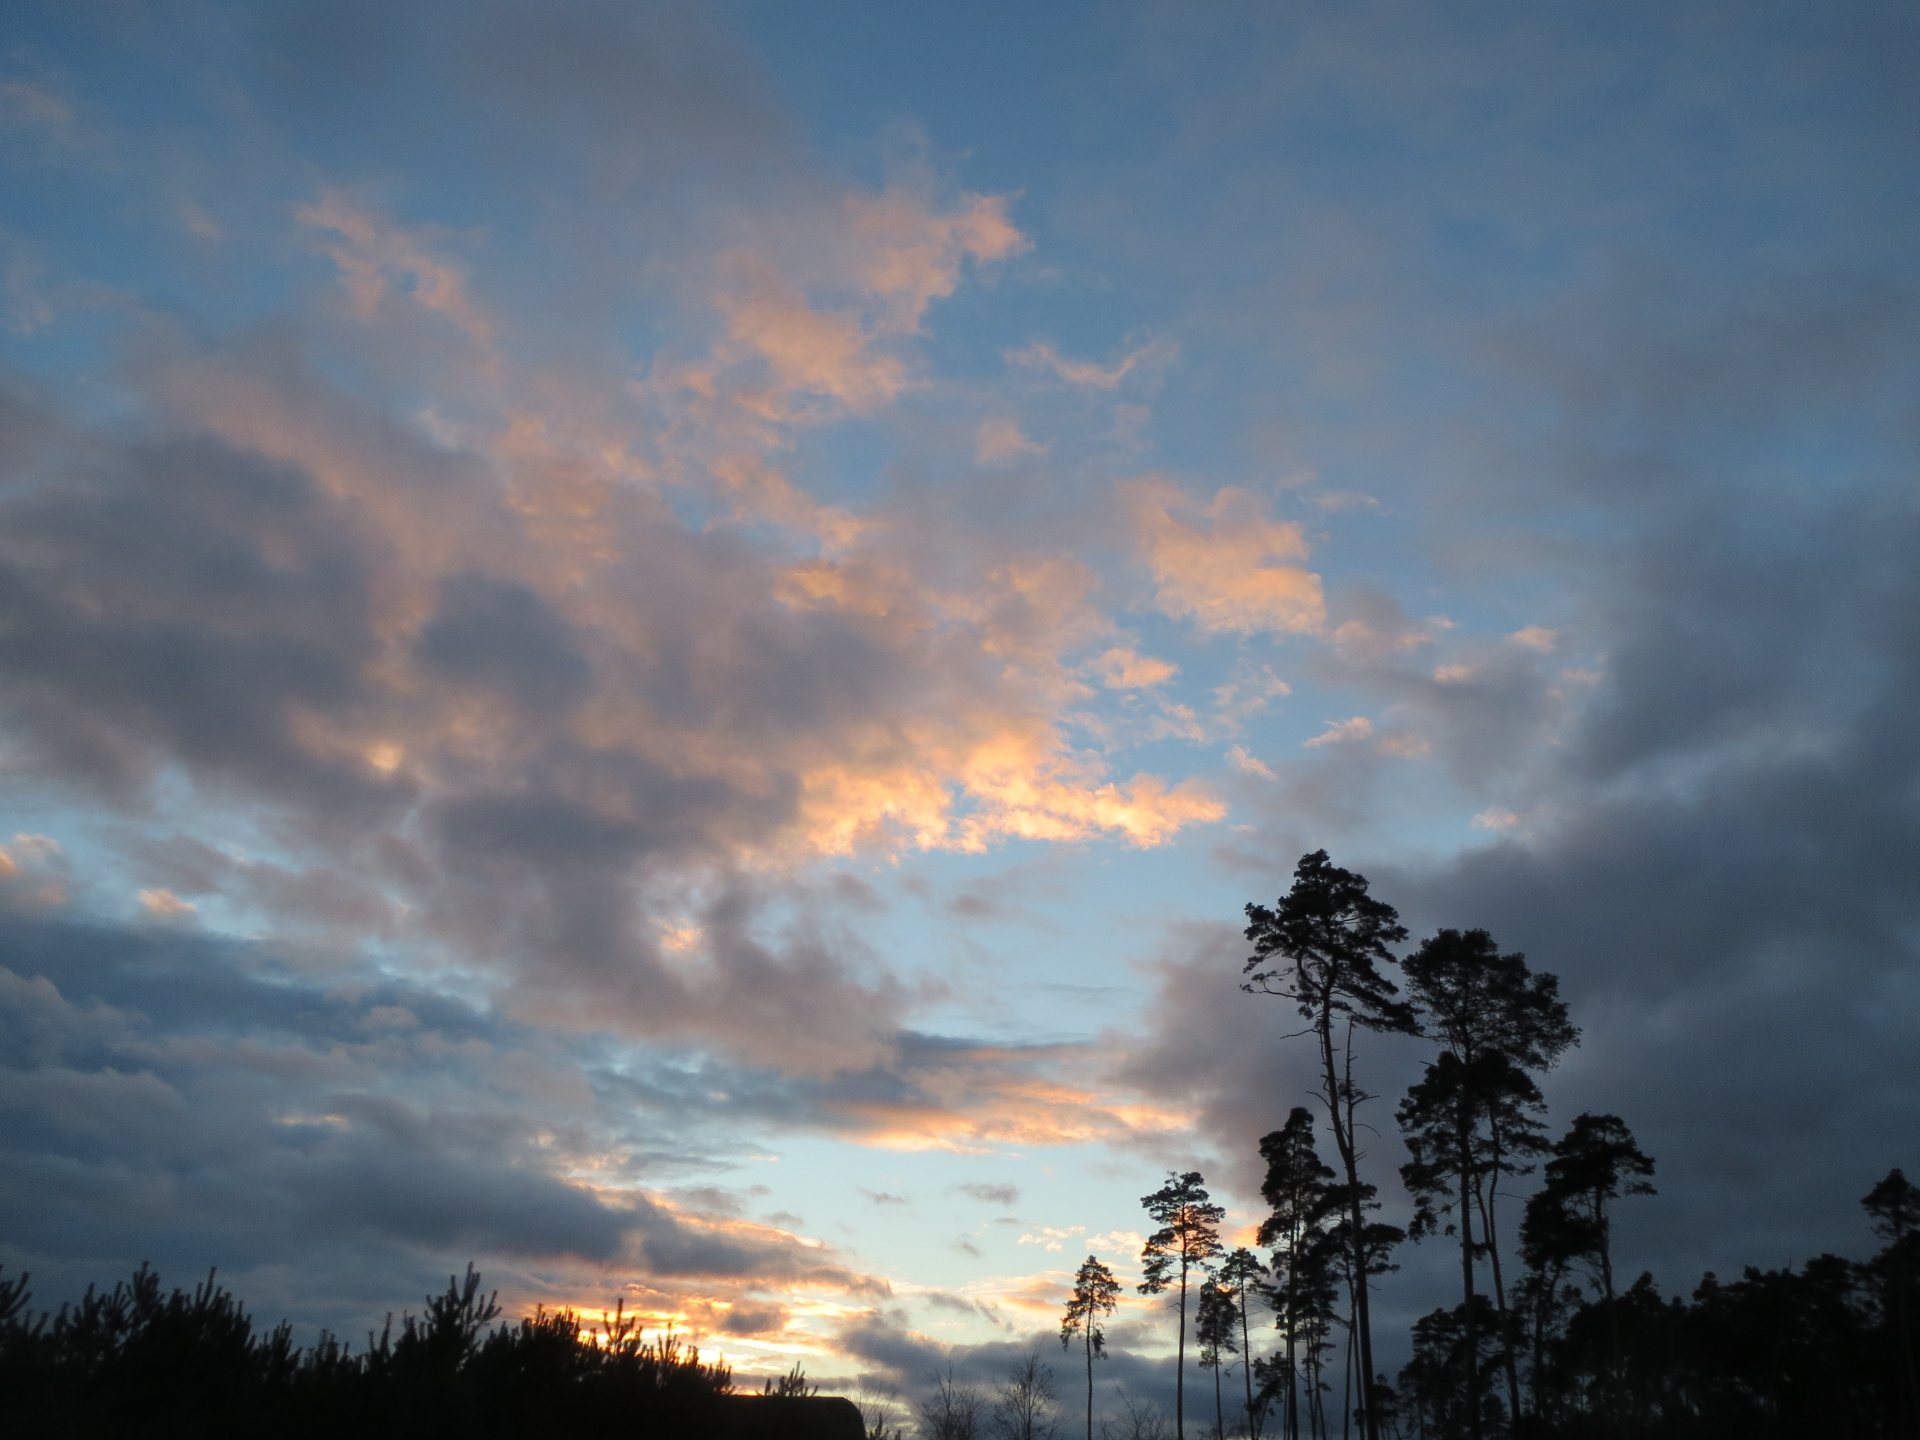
1397;927;1576;1433
1140;1172;1225;1440
1061;1254;1121;1440
1245;852;1415;1440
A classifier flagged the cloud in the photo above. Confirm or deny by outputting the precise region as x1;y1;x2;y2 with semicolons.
843;188;1028;332
1302;716;1371;748
1091;648;1178;690
0;70;114;164
1226;745;1277;781
715;263;913;416
296;190;497;356
1006;337;1177;391
0;908;889;1355
955;1182;1019;1208
136;888;197;920
975;417;1047;466
1127;479;1325;636
691;182;1027;426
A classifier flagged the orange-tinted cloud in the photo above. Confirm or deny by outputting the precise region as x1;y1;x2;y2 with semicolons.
296;189;496;356
1127;478;1325;636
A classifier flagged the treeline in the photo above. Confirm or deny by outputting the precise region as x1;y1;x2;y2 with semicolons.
0;1261;748;1437
1059;852;1920;1440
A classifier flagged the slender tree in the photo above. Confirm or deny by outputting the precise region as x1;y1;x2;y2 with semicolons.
1196;1281;1237;1440
1513;1193;1587;1433
1397;927;1576;1436
1533;1113;1655;1435
1258;1108;1339;1440
1140;1171;1226;1440
1862;1168;1920;1440
1217;1248;1270;1440
922;1359;985;1440
992;1352;1061;1440
1245;852;1415;1440
1061;1254;1121;1440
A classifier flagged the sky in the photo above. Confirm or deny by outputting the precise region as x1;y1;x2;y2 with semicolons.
2;0;1917;1424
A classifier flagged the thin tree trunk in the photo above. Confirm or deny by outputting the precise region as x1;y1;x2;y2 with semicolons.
1457;1114;1480;1440
1086;1322;1096;1440
1307;1323;1325;1440
1597;1194;1624;1440
1474;1149;1524;1426
1286;1244;1300;1440
1341;1285;1354;1440
1526;1265;1555;1432
1215;1359;1225;1440
1240;1280;1257;1440
1178;1251;1190;1440
1318;1013;1378;1440
1320;1013;1382;1440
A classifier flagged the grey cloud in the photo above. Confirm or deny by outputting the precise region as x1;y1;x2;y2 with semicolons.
459;0;788;185
1168;256;1920;1368
956;1182;1020;1208
0;427;393;810
830;1308;1184;1435
416;573;593;716
0;341;927;1075
0;908;880;1335
718;1302;786;1335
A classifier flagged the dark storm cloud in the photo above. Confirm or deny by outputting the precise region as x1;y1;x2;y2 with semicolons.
1378;486;1920;1278
0;908;879;1330
0;910;626;1307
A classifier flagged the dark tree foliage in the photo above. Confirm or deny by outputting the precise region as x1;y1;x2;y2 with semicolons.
0;1262;740;1438
1398;927;1577;1438
1257;1107;1341;1440
1537;1111;1654;1428
1320;1181;1406;1439
1140;1171;1226;1440
1230;862;1916;1440
1216;1247;1270;1440
1245;851;1415;1440
1863;1169;1920;1439
1391;1187;1920;1440
1399;1296;1511;1440
1196;1281;1237;1440
1062;1254;1122;1440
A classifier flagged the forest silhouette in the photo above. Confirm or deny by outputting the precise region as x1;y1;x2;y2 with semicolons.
1064;851;1919;1440
3;852;1915;1439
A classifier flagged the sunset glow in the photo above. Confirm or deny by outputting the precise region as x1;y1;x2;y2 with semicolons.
3;2;1916;1428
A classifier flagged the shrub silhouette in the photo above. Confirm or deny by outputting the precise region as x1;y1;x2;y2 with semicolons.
0;1262;737;1438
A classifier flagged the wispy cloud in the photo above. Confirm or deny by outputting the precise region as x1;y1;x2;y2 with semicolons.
1006;337;1177;390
